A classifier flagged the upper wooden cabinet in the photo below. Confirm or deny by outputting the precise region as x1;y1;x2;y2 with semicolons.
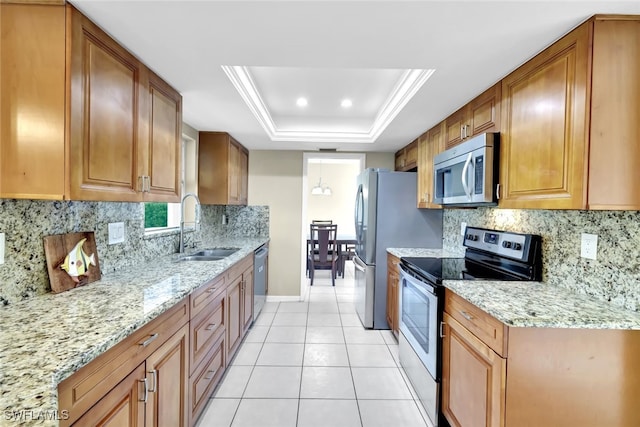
0;3;182;202
0;3;66;200
417;122;444;208
394;139;418;171
444;83;501;149
500;15;640;210
68;7;182;202
198;132;249;205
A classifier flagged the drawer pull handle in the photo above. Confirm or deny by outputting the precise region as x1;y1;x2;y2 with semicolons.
204;368;217;380
139;333;159;347
205;323;217;331
207;287;217;293
148;369;157;393
440;322;446;338
139;378;148;403
460;310;474;321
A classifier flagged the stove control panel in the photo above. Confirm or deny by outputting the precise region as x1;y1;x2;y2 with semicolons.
463;227;531;261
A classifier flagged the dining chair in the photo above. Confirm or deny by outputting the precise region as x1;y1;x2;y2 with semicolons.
338;242;356;278
308;223;339;286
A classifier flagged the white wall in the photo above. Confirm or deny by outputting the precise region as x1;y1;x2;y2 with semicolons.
306;161;360;237
248;150;394;297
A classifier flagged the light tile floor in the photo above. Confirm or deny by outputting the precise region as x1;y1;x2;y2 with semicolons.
197;263;433;427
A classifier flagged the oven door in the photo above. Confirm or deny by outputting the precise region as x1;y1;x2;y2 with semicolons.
399;265;439;379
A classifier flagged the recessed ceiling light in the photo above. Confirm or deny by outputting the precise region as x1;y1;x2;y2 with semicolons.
341;99;353;108
296;97;308;107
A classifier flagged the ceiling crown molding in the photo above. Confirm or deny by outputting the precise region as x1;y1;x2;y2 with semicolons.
222;65;435;144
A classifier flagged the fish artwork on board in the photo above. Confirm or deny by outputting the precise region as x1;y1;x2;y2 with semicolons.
60;238;96;283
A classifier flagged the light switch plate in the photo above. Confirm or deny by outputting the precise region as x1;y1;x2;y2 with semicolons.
461;222;467;236
108;222;125;245
581;233;598;260
0;233;4;265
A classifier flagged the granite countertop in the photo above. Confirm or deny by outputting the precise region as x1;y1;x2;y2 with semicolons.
387;247;640;330
0;237;268;426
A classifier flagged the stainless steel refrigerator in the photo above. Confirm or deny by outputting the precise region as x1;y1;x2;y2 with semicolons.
353;168;443;329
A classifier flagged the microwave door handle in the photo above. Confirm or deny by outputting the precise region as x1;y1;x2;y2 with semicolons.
461;152;472;200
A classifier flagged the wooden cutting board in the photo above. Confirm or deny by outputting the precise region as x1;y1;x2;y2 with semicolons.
43;232;101;293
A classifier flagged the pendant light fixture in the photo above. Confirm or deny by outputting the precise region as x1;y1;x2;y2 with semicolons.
311;160;332;196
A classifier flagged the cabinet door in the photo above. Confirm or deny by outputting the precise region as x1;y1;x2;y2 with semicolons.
469;83;501;137
242;264;254;333
418;123;444;208
394;150;406;171
588;18;640;210
444;107;467;149
1;3;66;200
239;147;249;205
228;140;241;204
386;254;400;334
68;7;143;202
499;22;590;209
226;275;243;362
142;71;182;203
145;324;189;427
442;313;506;427
72;363;145;427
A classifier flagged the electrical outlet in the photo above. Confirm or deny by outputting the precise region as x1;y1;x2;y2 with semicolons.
581;233;598;260
0;233;4;265
461;222;467;237
108;222;125;245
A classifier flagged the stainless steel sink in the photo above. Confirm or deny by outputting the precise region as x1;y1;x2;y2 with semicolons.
177;247;240;262
191;248;240;257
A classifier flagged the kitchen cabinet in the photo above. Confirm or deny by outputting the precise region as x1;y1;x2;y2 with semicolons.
441;289;640;427
0;3;182;202
386;253;400;336
69;7;182;202
189;280;226;425
417;122;444;208
198;132;249;205
444;83;501;149
0;3;66;200
225;254;254;362
441;309;506;427
394;139;418;171
58;299;190;426
144;324;189;427
500;16;640;209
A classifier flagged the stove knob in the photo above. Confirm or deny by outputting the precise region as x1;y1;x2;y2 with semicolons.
502;241;512;249
513;243;522;250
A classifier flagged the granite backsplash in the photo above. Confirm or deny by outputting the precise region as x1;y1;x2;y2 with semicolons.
0;200;268;305
443;208;640;312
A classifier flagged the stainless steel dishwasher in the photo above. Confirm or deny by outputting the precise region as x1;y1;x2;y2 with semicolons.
253;244;268;321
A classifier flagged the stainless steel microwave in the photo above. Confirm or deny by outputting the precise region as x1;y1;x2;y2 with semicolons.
433;132;499;206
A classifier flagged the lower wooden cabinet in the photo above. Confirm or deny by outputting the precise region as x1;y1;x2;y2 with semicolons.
386;254;400;335
442;289;640;427
59;253;257;427
72;363;146;427
145;324;189;427
441;313;505;427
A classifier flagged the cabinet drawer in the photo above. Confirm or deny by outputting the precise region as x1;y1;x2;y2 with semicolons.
191;274;225;318
227;254;253;281
58;298;189;425
190;291;225;374
445;291;507;357
190;335;225;422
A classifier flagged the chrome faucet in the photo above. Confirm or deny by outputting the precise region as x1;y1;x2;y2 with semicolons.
179;192;201;253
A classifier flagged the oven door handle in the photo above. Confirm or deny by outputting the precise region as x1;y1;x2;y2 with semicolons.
400;267;437;297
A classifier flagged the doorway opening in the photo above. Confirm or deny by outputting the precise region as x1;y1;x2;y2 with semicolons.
300;153;365;300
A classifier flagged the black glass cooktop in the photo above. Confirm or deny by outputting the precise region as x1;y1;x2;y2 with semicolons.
401;256;531;284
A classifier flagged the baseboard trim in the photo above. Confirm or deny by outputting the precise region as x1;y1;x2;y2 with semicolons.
266;295;304;302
